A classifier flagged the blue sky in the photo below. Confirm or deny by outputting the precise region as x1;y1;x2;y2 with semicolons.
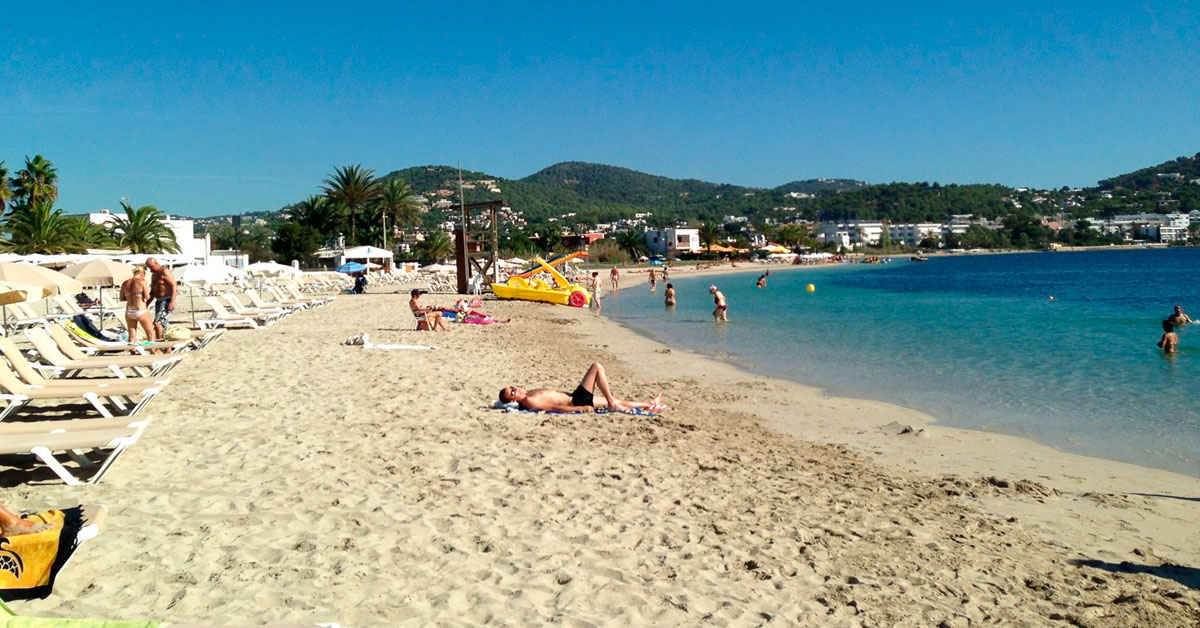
2;1;1198;217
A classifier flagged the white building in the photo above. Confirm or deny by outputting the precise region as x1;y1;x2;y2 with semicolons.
87;209;211;262
817;221;884;247
887;223;943;246
644;228;701;256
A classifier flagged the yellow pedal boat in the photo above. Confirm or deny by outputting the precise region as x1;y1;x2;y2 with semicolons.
491;256;591;307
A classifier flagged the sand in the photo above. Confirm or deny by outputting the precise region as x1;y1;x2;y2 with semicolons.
2;272;1199;627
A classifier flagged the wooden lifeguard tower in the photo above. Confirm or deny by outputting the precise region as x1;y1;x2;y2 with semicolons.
454;200;502;294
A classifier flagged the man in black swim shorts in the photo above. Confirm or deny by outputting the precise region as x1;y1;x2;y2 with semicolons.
499;362;667;413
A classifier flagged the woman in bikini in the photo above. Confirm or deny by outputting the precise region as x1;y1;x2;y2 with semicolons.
120;267;155;344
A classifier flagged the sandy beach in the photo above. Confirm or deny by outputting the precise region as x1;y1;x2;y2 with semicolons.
3;272;1199;626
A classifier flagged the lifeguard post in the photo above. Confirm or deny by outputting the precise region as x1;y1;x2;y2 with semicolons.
454;200;502;294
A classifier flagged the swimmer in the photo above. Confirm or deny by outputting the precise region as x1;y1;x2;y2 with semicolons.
664;283;676;307
1168;304;1192;326
1158;319;1179;354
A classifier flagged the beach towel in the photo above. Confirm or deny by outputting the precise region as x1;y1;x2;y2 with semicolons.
491;400;658;417
0;507;99;602
69;316;119;343
342;334;435;351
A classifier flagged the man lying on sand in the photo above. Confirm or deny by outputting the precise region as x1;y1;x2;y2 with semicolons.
499;362;668;412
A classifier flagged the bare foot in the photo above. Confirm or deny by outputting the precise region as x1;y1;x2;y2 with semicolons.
2;518;53;537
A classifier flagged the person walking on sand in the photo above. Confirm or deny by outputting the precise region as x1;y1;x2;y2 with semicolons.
1168;305;1192;326
590;271;603;313
1158;319;1179;354
710;284;728;322
499;362;668;412
146;257;176;342
664;283;676;307
649;269;658;292
610;266;620;292
120;267;155;344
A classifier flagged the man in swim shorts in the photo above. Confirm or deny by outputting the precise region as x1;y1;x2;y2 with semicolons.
499;362;667;412
147;257;176;341
710;284;728;321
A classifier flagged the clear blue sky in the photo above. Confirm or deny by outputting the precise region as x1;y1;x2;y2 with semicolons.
2;1;1198;217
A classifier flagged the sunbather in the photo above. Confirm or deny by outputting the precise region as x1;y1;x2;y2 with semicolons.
499;362;667;412
410;289;448;331
0;504;51;536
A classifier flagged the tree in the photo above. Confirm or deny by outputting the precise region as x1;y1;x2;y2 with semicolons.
322;164;380;245
13;155;58;208
66;216;115;249
698;222;722;251
0;161;11;215
1;201;85;253
111;202;181;254
415;230;453;264
615;229;648;259
272;221;321;267
291;195;342;238
375;178;422;249
775;224;808;248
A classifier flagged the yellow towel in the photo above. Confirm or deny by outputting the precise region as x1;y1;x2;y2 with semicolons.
0;508;87;601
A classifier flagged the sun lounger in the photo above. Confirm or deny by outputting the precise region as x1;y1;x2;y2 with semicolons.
221;293;287;319
245;289;304;313
0;416;152;436
24;328;183;378
56;323;192;356
266;286;320;309
0;420;150;484
0;345;166;421
197;298;261;330
0;337;169;391
285;284;333;306
205;296;280;327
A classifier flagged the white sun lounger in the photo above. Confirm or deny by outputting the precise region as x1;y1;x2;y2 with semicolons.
0;419;151;484
24;328;184;378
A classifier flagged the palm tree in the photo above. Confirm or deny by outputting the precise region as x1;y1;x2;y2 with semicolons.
698;222;722;252
291;195;342;238
615;229;648;259
375;178;422;249
322;165;380;245
0;201;84;254
66;217;115;250
111;202;181;253
775;224;808;248
415;230;453;264
13;155;58;208
0;161;12;215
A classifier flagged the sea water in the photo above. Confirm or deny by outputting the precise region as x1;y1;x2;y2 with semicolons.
600;249;1200;477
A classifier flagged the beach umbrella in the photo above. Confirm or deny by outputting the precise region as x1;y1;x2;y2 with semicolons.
0;280;53;331
337;262;367;274
0;262;84;299
61;259;136;328
245;261;302;277
420;263;455;273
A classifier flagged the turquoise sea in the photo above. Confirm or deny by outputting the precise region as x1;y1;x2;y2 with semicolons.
600;249;1200;477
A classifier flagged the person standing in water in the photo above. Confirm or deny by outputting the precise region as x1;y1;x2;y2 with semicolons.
649;269;657;292
589;271;603;313
710;284;728;322
1158;319;1179;354
1168;305;1192;326
664;283;676;307
610;267;620;292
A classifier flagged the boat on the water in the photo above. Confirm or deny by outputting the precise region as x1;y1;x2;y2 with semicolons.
910;256;929;262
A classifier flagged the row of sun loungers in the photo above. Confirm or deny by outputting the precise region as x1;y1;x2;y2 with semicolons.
0;276;343;626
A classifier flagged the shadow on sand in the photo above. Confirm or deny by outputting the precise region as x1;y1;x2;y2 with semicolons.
1071;559;1200;590
1128;492;1200;503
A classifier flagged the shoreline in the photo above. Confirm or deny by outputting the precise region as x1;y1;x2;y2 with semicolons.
600;264;1200;565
